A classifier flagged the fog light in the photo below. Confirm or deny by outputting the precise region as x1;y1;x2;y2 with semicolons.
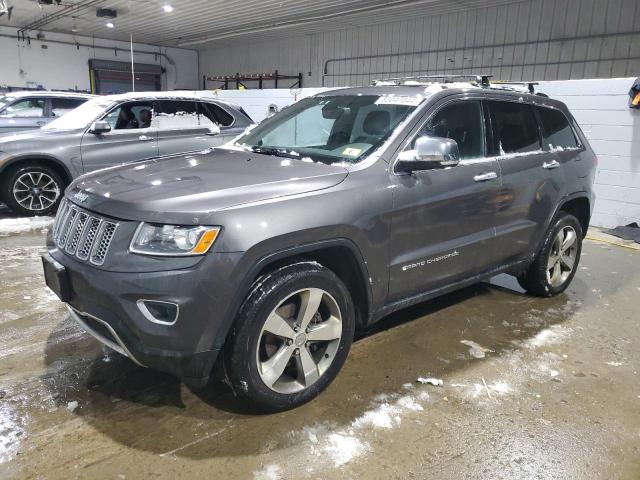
137;300;179;325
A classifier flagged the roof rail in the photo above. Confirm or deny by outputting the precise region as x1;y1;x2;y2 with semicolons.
372;74;492;87
491;81;539;94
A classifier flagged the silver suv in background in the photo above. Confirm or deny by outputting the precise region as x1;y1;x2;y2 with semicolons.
0;91;254;215
0;91;94;133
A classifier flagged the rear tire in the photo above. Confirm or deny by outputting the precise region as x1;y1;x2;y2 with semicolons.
223;262;355;412
517;212;583;297
2;163;65;216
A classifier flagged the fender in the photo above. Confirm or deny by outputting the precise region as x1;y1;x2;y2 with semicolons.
0;154;74;182
531;190;592;260
209;237;373;352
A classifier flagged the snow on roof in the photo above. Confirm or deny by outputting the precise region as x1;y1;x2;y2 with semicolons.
100;90;219;102
2;91;94;99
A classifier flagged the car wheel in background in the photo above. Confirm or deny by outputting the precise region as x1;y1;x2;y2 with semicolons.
2;163;65;216
223;262;355;412
517;212;583;297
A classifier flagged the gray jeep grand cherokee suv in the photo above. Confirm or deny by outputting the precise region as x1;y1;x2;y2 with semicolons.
42;78;596;411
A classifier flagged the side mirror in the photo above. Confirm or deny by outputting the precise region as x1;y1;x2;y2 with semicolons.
206;124;221;136
396;136;460;173
90;121;111;134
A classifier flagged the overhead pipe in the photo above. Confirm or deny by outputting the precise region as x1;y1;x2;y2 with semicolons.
0;33;175;65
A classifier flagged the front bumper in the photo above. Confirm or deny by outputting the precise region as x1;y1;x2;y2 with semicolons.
45;247;245;383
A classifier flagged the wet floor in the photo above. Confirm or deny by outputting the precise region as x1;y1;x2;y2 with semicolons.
0;217;639;479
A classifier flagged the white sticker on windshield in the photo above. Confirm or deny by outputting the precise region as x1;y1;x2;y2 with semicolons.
374;95;424;106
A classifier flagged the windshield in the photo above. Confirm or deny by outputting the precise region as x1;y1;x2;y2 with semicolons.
0;96;15;112
235;94;420;164
43;97;114;130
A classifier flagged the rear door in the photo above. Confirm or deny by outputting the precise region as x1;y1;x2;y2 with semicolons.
155;100;215;156
536;105;588;183
0;97;47;132
80;100;158;172
388;98;501;301
486;99;563;263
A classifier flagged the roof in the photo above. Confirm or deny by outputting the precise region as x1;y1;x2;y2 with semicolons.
99;90;224;102
1;91;94;99
315;82;552;104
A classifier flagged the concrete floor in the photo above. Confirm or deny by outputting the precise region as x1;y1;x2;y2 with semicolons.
0;216;639;480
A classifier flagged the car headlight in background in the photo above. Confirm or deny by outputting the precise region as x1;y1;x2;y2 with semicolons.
130;223;221;256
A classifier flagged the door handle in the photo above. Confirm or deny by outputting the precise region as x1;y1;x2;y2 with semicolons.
473;172;498;182
543;160;560;170
138;135;153;141
37;121;46;126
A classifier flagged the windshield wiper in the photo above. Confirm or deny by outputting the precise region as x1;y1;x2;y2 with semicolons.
249;146;301;159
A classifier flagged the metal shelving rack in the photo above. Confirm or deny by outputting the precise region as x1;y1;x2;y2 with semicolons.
203;71;303;90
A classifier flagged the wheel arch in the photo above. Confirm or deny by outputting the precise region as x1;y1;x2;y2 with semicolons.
558;195;591;238
212;238;373;353
0;155;73;187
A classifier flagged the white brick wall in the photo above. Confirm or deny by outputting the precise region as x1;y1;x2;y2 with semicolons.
539;78;640;228
215;78;640;229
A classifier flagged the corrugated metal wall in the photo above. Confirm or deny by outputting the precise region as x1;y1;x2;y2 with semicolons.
199;0;640;88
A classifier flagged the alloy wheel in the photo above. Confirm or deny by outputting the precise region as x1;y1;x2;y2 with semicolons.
256;288;343;394
546;226;578;288
12;172;60;212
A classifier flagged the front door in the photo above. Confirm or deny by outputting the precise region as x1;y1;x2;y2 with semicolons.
388;99;501;301
80;101;158;172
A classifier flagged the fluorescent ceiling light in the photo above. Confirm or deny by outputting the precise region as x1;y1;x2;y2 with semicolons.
105;22;114;28
162;5;173;13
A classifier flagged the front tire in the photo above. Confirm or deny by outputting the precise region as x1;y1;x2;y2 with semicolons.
2;163;64;216
517;212;583;297
223;262;355;412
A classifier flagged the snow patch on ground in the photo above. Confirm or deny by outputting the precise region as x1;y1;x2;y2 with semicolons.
0;401;25;464
523;326;570;349
253;464;282;480
280;389;432;474
460;339;493;358
0;217;54;235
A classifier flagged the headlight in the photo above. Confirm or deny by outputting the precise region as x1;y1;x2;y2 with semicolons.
130;223;221;256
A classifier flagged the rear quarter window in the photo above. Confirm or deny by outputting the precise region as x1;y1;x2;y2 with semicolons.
201;102;234;127
536;106;580;149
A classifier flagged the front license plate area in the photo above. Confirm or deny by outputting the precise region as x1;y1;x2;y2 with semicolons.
42;253;72;302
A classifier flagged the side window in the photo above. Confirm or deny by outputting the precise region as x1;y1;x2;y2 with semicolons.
409;101;484;160
51;98;86;117
2;98;45;118
154;100;199;129
486;101;541;155
102;101;154;130
536;107;579;149
200;102;234;127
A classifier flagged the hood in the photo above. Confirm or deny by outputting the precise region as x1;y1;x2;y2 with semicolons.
68;148;349;224
0;128;80;150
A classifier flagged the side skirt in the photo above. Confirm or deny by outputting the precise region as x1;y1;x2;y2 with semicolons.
372;258;531;323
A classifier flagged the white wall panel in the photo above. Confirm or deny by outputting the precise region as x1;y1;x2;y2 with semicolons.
539;78;640;228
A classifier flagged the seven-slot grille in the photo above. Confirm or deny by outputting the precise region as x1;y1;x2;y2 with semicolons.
53;199;118;266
